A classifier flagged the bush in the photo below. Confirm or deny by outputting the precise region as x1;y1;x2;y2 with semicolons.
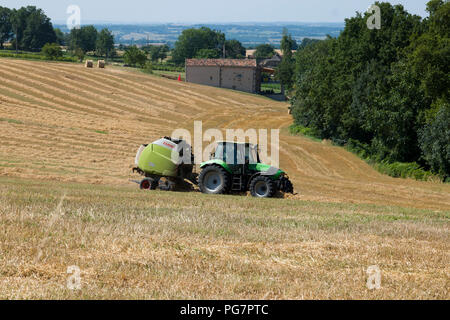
289;126;439;181
374;161;434;181
345;139;437;181
346;139;373;161
74;47;85;62
289;124;318;139
41;43;62;60
143;61;153;74
123;46;147;68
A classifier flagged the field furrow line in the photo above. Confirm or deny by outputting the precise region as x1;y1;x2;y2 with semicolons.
0;82;91;116
47;64;199;110
0;60;173;120
0;62;157;118
0;131;132;155
0;74;113;117
0;94;80;117
0;67;128;117
1;60;186;120
79;68;216;110
283;142;337;178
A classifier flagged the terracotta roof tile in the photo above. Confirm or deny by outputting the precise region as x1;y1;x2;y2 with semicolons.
186;59;257;68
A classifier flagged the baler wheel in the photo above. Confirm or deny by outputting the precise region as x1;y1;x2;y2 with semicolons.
140;178;158;190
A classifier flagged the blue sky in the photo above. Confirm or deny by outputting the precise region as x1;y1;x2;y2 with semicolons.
1;0;428;23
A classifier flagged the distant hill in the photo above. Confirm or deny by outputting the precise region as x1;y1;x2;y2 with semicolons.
54;23;344;47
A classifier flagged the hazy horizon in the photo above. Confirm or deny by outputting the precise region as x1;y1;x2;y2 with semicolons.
1;0;428;24
52;21;347;26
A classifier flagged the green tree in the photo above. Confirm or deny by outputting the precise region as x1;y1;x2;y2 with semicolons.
0;6;12;49
21;7;56;51
419;102;450;179
276;29;296;93
69;25;98;53
415;0;450;178
9;6;56;52
171;27;225;64
407;0;449;103
225;39;246;58
123;45;147;68
298;38;318;49
254;44;275;59
194;48;220;59
54;28;65;45
41;42;62;60
10;7;32;52
96;28;115;60
148;44;169;62
74;47;84;62
290;1;450;178
143;61;153;74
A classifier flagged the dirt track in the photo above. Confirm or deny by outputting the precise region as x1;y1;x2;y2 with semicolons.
0;59;449;210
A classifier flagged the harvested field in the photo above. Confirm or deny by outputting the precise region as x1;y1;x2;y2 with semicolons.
0;59;448;299
0;59;448;210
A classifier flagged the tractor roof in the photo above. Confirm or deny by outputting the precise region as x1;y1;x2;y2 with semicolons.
217;141;257;147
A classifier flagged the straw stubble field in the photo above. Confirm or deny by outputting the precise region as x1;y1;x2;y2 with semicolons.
0;59;449;299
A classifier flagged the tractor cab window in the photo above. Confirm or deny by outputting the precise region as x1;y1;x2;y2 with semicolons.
248;146;259;164
214;143;259;165
214;143;235;164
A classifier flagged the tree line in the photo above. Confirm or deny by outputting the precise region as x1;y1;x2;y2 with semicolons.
289;1;449;180
0;5;290;66
0;6;55;52
0;5;115;61
120;27;283;68
67;25;115;61
170;27;246;64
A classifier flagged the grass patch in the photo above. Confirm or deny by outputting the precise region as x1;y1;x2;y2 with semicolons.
153;70;185;80
0;50;77;62
152;63;185;73
289;124;321;142
346;139;440;182
94;130;108;135
0;118;23;125
289;124;441;182
261;82;282;94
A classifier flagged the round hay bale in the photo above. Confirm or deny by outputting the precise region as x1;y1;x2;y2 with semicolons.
97;60;105;68
85;60;93;68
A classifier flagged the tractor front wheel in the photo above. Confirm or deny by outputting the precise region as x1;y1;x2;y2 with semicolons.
199;166;229;195
250;176;276;198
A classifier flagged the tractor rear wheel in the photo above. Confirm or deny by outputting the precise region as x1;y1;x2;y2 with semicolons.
199;166;229;195
250;176;276;198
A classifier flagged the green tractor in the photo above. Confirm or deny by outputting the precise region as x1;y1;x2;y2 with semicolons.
198;142;294;198
133;138;294;198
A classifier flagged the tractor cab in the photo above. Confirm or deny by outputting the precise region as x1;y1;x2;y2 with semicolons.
211;142;260;168
199;141;294;197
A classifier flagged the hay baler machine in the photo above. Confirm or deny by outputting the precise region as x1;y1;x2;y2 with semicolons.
132;137;198;191
133;138;294;198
